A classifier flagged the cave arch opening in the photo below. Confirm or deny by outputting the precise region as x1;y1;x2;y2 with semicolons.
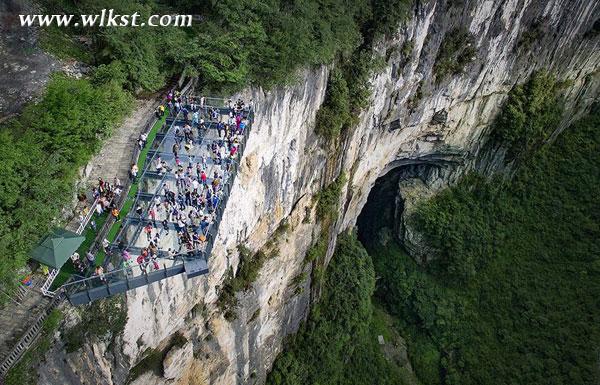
356;161;449;253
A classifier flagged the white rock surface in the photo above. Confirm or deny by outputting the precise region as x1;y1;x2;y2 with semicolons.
163;342;194;381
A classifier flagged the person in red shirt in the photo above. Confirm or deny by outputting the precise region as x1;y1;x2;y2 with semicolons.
149;207;157;227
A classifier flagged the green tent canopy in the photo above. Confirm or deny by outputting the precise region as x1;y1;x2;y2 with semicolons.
30;228;85;269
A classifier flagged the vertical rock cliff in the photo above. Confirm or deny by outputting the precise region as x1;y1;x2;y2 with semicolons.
37;0;599;384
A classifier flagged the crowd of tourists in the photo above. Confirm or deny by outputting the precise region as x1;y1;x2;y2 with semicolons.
82;91;252;281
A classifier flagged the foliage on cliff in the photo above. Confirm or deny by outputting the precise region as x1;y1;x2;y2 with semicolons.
41;0;413;94
492;71;562;157
267;232;408;385
369;106;600;385
0;75;132;290
433;28;476;81
63;295;128;353
216;245;269;321
314;69;352;139
41;0;373;92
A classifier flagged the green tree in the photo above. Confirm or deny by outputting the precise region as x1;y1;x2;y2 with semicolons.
492;71;562;157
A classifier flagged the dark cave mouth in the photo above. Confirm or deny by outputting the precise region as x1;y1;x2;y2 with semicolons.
356;162;444;250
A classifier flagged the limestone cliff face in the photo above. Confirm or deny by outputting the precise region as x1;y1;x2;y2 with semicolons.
38;0;599;384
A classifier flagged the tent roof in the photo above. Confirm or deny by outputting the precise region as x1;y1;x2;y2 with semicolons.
30;228;85;269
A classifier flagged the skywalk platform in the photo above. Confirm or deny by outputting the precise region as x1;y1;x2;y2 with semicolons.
62;99;253;305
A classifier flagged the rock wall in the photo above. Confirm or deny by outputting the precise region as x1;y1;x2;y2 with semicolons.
37;0;599;384
0;0;58;119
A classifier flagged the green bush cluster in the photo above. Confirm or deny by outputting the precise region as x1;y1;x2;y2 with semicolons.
46;0;413;137
311;0;412;140
40;0;376;93
267;232;406;385
433;28;477;81
0;75;132;291
314;49;385;140
304;173;347;272
216;246;268;321
314;69;351;139
492;71;562;157
517;20;544;51
315;173;347;221
364;0;414;41
368;105;600;385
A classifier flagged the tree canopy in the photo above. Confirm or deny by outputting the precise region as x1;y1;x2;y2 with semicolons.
368;104;600;384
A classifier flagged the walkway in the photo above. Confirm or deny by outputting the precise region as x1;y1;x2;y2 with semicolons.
63;98;253;305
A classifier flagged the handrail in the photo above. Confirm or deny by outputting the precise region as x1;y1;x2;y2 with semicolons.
90;75;195;248
60;247;206;290
0;77;200;379
76;196;101;234
58;79;201;287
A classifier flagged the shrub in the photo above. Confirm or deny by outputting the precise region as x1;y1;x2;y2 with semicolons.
314;49;383;140
216;245;270;320
314;69;351;139
408;338;441;385
433;28;477;81
63;296;128;353
316;173;347;221
268;233;394;385
492;71;562;157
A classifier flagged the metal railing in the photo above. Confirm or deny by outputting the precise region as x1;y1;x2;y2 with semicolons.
41;194;101;297
76;196;101;234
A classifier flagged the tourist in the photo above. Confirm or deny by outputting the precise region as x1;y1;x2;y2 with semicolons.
86;251;95;265
95;265;105;283
138;132;148;149
130;163;138;181
102;238;110;252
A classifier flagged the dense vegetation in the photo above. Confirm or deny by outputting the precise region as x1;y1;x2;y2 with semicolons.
314;69;351;139
367;105;600;384
492;71;562;157
216;245;269;321
267;233;410;385
62;295;127;353
0;75;132;289
40;0;409;93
